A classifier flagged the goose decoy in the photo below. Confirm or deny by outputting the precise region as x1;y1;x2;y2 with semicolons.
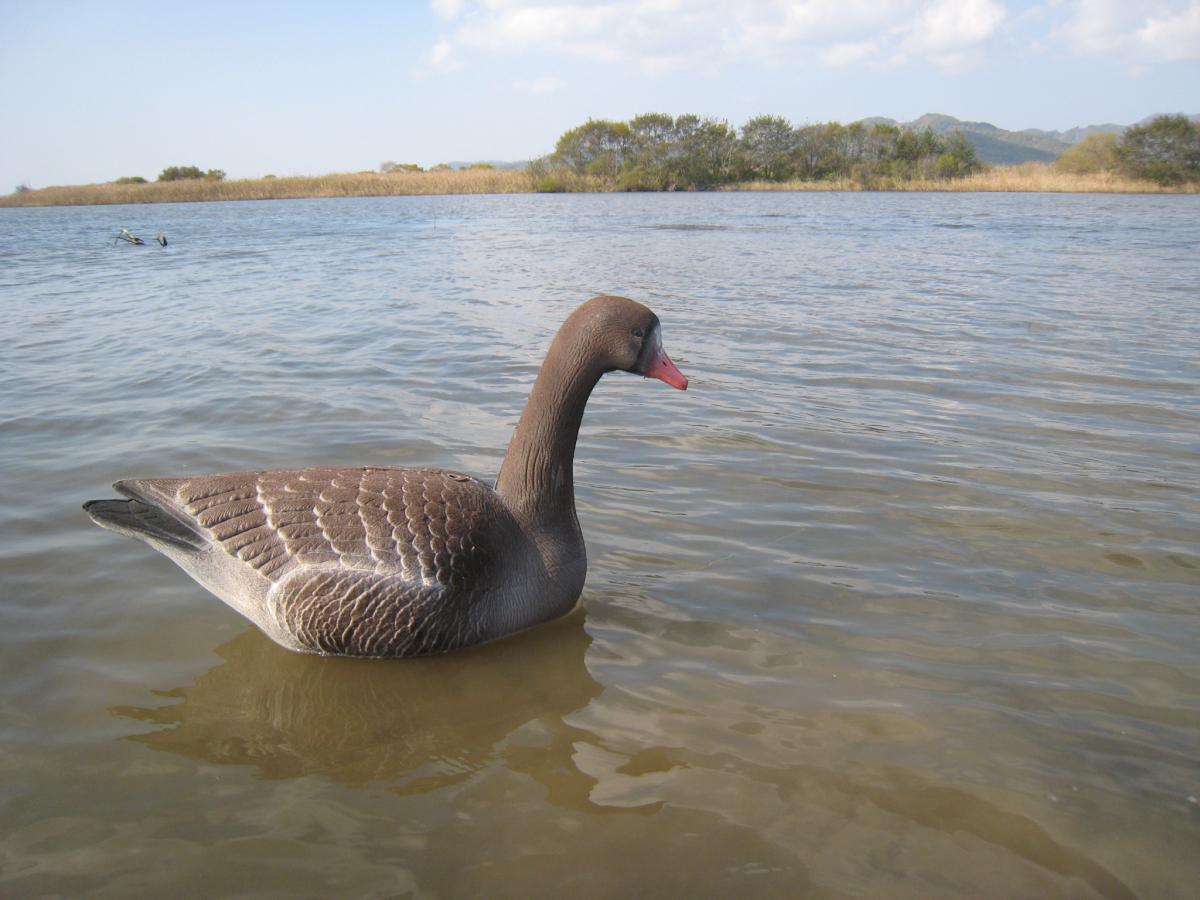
84;295;688;658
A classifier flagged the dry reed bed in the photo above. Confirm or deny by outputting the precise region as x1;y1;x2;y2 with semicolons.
0;168;577;207
3;163;1195;207
739;163;1197;193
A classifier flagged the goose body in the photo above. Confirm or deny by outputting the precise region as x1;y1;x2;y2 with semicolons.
84;295;688;657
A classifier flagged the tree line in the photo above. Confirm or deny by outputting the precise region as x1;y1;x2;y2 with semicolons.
113;166;227;185
1053;115;1200;185
532;113;982;190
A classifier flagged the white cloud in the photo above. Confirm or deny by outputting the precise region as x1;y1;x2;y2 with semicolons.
1136;2;1200;59
416;38;461;78
1061;0;1200;61
1061;0;1131;54
730;0;913;48
904;0;1006;53
449;2;675;65
431;0;465;19
423;1;1009;73
721;1;914;66
419;0;1198;77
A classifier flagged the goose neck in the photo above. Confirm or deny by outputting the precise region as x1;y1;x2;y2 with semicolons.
495;336;603;531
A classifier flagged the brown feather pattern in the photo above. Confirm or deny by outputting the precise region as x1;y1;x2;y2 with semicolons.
165;466;506;655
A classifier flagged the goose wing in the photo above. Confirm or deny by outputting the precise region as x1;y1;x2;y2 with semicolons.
109;466;509;656
119;465;501;586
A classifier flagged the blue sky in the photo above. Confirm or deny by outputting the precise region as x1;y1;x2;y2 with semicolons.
2;1;1197;189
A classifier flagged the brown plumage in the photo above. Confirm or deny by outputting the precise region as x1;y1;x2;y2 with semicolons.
84;295;688;658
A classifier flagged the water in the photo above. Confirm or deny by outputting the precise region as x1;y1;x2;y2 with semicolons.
1;192;1197;897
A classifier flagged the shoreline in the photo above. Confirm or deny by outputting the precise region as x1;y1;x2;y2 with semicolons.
3;163;1196;208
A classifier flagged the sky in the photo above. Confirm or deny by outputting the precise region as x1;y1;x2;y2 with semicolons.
2;0;1198;189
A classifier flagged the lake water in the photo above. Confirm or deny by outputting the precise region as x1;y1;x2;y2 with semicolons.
1;192;1197;897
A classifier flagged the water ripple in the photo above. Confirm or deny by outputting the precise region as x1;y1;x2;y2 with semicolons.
1;193;1198;897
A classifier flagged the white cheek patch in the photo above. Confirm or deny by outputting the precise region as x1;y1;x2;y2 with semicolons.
646;325;663;362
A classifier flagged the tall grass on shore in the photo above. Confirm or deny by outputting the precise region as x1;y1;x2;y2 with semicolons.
0;168;606;207
944;163;1198;192
735;163;1198;194
3;162;1195;208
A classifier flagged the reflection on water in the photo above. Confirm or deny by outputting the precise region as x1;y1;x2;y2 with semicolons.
1;192;1198;896
107;616;1140;898
111;611;648;812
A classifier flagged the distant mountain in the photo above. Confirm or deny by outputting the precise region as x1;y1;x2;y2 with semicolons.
1135;112;1200;127
1043;123;1126;145
851;113;1197;165
852;114;1062;162
906;113;1074;163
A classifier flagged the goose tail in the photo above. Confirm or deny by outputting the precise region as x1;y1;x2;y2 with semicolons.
83;493;207;552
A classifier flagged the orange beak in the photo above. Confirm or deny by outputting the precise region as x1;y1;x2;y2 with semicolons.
643;346;688;390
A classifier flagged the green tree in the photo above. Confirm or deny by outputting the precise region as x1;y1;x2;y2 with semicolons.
1052;133;1119;174
551;119;631;177
628;112;675;149
862;124;901;168
791;124;831;179
113;175;148;184
895;128;939;163
1116;115;1200;184
836;121;869;167
740;115;796;181
935;131;981;178
542;113;986;189
622;113;676;188
157;165;205;181
667;115;737;187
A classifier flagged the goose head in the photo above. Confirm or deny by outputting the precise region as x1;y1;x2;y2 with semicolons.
563;295;688;390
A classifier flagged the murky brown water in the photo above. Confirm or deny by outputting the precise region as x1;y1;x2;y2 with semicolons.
2;193;1198;897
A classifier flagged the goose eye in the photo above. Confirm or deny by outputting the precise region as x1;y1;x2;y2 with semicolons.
631;327;644;339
